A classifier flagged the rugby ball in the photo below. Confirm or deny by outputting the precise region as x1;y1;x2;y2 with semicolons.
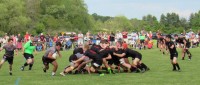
52;53;58;59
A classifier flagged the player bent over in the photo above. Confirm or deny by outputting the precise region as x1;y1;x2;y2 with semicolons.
42;42;62;76
114;44;149;73
59;53;91;76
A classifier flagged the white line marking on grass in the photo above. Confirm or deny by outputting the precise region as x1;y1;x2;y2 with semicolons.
15;77;21;85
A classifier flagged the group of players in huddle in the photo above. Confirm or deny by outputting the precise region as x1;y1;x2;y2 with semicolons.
0;34;193;76
43;39;150;76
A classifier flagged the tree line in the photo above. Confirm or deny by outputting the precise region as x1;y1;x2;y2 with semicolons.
0;0;200;36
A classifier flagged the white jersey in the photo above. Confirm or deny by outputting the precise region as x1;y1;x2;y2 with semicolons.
78;34;83;40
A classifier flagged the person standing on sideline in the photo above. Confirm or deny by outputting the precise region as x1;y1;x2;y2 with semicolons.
40;33;45;51
17;34;23;50
0;38;18;75
110;32;115;46
122;30;128;44
78;32;84;47
20;35;36;71
24;32;30;43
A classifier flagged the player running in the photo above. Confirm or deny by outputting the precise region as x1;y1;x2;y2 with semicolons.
42;42;62;76
20;35;36;71
0;38;18;75
166;35;181;71
174;34;192;60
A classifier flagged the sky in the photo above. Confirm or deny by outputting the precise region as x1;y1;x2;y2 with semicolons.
84;0;200;20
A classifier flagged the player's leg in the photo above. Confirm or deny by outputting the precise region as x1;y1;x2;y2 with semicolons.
91;61;104;76
0;58;6;69
182;48;186;60
51;61;58;76
21;54;33;71
173;57;180;71
8;57;14;75
60;63;79;76
42;57;49;73
29;57;34;70
132;58;140;72
185;49;192;60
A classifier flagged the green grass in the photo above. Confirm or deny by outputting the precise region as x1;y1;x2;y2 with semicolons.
0;47;199;85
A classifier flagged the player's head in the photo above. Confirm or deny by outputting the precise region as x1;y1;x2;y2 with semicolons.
100;40;109;49
55;42;62;51
8;38;13;44
166;35;172;42
83;44;90;51
174;34;178;39
30;35;34;41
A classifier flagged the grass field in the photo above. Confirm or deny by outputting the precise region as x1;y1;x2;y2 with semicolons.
0;46;199;85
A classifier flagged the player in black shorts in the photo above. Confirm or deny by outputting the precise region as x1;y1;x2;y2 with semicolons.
90;40;113;74
166;35;181;71
174;34;192;60
157;33;166;55
114;44;149;73
42;42;62;76
107;47;121;72
59;50;91;76
0;38;18;75
20;35;36;71
83;44;104;76
112;47;136;73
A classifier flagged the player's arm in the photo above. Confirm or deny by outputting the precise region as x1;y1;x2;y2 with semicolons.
78;59;92;68
84;59;92;64
183;39;187;48
113;52;126;57
57;50;62;58
99;49;104;52
105;54;112;60
22;41;30;54
178;43;182;48
0;46;4;51
170;44;175;49
73;56;86;63
15;48;18;56
34;47;37;55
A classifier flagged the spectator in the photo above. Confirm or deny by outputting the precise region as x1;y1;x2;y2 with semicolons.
78;32;84;46
115;31;122;42
110;31;115;46
45;34;51;49
40;33;45;51
122;30;128;43
24;32;30;42
70;33;75;49
17;34;23;50
148;31;153;40
96;32;101;45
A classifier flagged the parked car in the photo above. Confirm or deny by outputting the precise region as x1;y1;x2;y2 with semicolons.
152;33;157;39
